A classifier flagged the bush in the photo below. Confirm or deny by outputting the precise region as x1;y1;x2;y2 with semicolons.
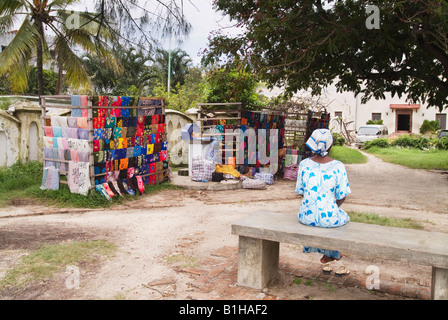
419;119;439;135
332;132;345;146
433;137;448;150
390;135;430;150
366;119;383;125
363;138;390;149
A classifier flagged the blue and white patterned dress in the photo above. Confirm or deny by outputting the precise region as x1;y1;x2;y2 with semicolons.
295;157;351;258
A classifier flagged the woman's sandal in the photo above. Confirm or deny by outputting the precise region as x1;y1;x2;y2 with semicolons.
335;266;350;276
322;264;333;275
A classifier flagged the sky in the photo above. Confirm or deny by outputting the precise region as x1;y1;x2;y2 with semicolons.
72;0;242;66
171;0;242;65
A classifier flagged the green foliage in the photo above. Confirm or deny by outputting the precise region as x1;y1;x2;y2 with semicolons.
331;132;345;146
152;48;193;93
390;135;431;150
205;68;262;107
26;67;58;95
433;137;448;150
0;1;121;95
366;119;383;125
0;76;11;95
153;67;207;112
419;119;440;135
205;0;448;111
363;138;390;149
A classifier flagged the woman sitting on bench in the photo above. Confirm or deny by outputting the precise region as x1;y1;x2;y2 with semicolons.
295;129;351;275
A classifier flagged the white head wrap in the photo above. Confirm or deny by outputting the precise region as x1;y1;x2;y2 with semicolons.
306;129;333;157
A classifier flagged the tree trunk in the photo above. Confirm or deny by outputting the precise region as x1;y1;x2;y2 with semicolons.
56;58;63;95
35;18;45;96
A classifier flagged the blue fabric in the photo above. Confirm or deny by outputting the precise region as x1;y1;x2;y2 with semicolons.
296;157;351;257
71;95;81;106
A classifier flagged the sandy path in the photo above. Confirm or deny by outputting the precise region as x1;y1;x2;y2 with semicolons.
0;152;446;300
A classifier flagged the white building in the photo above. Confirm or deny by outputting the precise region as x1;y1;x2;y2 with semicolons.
262;84;447;139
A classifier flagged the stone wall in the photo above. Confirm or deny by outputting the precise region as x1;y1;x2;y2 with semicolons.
0;100;43;166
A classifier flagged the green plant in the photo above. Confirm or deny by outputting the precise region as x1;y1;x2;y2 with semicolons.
363;138;390;149
433;137;448;150
331;132;345;146
205;68;263;108
366;119;383;125
419;119;439;135
390;134;430;150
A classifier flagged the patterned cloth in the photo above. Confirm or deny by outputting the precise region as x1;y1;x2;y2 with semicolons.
295;157;351;258
254;172;274;185
191;156;215;182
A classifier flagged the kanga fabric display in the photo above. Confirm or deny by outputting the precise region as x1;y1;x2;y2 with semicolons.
41;95;168;199
91;96;168;200
239;110;285;177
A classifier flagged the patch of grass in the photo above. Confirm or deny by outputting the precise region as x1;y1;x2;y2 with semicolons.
366;147;448;170
329;146;367;164
0;160;181;208
163;254;199;268
347;211;424;230
0;240;116;288
0;161;43;206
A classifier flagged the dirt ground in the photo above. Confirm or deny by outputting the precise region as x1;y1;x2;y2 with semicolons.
0;151;447;301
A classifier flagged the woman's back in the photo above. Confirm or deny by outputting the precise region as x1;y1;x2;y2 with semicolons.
296;157;351;228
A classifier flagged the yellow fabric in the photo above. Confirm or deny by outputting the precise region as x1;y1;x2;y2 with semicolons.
215;164;241;178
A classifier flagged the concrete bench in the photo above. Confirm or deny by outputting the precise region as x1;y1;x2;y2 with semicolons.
231;211;448;300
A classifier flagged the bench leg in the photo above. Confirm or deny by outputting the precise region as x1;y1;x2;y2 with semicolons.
236;236;279;290
432;267;448;300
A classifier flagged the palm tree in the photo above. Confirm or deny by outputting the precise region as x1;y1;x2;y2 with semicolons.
152;48;192;93
83;46;158;95
0;0;121;95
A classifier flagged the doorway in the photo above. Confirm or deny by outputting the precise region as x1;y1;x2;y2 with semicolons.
396;110;412;133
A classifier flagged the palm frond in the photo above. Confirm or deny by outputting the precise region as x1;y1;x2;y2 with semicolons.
0;0;26;16
0;16;38;79
7;50;32;94
55;9;123;75
48;0;79;10
54;34;92;92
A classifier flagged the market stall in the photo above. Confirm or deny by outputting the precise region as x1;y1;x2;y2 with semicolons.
39;95;168;199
